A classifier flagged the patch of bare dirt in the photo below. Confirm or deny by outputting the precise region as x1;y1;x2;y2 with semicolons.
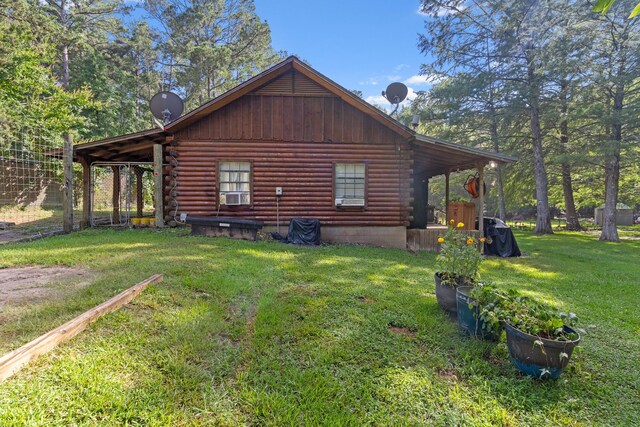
388;324;417;338
357;295;376;304
436;367;461;382
0;266;92;306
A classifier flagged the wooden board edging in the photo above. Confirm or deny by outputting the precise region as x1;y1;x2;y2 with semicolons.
0;274;163;382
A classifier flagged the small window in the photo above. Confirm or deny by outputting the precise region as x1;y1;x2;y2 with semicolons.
219;161;251;205
335;163;366;207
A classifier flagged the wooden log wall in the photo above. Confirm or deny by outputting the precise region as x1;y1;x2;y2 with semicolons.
167;85;414;227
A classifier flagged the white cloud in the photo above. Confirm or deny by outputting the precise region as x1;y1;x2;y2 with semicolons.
365;94;389;106
404;75;429;85
404;74;442;86
359;77;380;86
395;64;410;72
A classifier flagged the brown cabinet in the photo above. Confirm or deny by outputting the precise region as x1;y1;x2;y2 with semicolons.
447;201;476;230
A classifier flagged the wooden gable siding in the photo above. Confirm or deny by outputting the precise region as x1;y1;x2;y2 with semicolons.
175;94;402;145
167;93;414;227
254;70;332;96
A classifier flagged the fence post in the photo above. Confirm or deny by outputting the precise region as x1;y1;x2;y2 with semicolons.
63;133;73;233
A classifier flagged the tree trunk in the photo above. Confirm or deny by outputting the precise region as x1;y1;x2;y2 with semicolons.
559;80;581;231
527;56;553;234
490;116;506;221
561;163;580;230
62;44;69;89
600;82;623;242
496;165;507;221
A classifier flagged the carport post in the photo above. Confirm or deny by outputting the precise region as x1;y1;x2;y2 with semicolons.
135;167;144;218
79;156;91;228
153;143;164;228
111;166;120;223
445;171;450;222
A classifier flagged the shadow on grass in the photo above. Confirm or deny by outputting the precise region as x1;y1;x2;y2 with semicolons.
0;228;638;425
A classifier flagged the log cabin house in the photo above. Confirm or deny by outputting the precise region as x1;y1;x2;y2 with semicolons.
70;57;515;249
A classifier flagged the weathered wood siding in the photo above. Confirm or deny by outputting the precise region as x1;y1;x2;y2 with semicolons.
166;72;413;227
407;228;482;252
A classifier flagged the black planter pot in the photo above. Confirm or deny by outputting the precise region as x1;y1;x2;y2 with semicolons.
434;272;473;318
456;286;499;340
505;323;580;379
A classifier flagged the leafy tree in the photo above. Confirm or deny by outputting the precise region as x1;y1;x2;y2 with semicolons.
144;0;283;109
418;0;562;233
38;0;127;89
0;0;93;144
416;0;639;238
588;1;640;240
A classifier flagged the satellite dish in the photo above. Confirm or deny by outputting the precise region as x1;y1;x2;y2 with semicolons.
150;91;184;125
382;82;408;104
381;82;408;116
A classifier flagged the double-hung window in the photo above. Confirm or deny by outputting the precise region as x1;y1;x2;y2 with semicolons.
335;163;366;207
219;161;251;206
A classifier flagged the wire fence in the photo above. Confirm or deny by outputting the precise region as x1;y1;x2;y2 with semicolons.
90;163;155;226
0;132;77;238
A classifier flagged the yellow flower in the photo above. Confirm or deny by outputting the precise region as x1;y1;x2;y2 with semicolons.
457;222;464;228
437;237;445;243
480;237;486;243
467;238;474;245
449;219;455;225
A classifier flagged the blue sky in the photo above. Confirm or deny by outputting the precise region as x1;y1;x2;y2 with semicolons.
253;0;433;109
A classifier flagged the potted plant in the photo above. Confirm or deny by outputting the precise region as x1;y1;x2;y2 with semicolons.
502;297;580;379
434;220;485;317
471;286;580;379
456;284;502;340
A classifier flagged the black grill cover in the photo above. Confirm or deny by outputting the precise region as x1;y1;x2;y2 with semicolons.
483;217;521;257
282;218;321;245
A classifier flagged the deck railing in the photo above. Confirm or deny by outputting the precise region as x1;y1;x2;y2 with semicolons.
407;228;483;252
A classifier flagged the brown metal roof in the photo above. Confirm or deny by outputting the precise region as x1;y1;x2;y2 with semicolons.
413;134;516;177
165;56;415;139
69;128;166;163
65;57;516;171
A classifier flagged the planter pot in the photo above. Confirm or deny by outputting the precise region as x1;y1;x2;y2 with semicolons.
434;272;473;318
505;323;580;379
456;286;499;340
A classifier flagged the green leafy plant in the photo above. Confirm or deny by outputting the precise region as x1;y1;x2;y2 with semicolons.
467;284;511;336
435;221;484;286
470;285;579;341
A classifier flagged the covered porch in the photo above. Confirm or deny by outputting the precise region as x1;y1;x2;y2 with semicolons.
69;129;168;228
407;134;516;251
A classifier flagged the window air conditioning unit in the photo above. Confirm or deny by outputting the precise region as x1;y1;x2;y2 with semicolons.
336;198;365;206
224;192;243;205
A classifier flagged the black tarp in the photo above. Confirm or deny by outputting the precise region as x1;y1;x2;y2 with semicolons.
483;217;521;257
273;218;321;245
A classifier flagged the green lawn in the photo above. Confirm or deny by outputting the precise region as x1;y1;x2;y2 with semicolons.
0;228;638;426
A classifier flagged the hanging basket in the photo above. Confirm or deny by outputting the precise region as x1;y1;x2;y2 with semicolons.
463;174;486;199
